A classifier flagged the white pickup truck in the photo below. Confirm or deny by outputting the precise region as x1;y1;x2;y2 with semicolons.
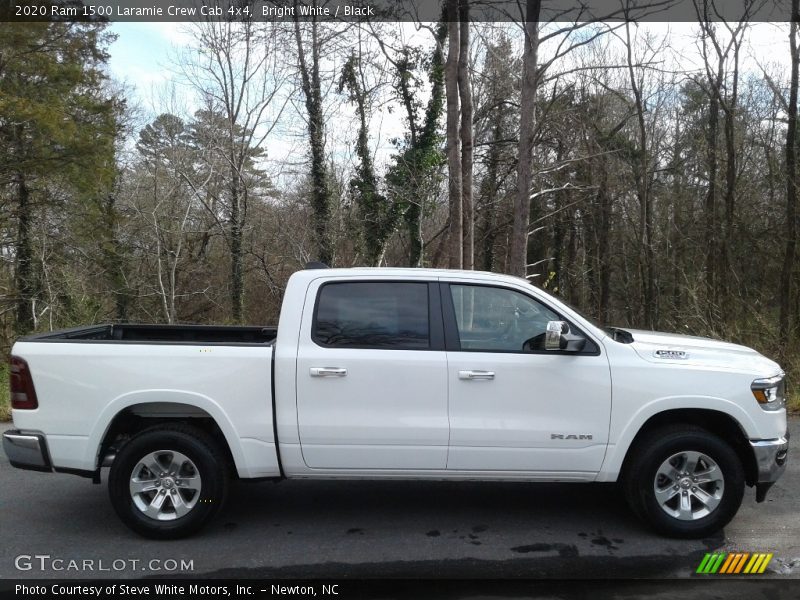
3;266;789;539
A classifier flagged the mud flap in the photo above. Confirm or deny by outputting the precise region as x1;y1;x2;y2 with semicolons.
755;481;774;503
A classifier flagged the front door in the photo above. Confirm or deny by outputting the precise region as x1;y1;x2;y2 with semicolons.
296;279;449;470
442;282;611;476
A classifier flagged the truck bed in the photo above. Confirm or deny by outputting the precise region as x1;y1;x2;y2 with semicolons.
11;326;280;478
21;323;277;345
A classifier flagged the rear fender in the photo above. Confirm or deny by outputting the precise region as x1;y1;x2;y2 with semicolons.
88;390;251;477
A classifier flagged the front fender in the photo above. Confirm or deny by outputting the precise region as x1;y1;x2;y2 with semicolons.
596;395;759;482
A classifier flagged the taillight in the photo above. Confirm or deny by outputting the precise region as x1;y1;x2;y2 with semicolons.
10;356;38;410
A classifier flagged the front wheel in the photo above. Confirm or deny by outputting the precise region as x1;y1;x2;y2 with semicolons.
623;425;745;538
108;423;230;539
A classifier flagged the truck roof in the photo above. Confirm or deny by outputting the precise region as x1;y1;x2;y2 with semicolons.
293;266;534;287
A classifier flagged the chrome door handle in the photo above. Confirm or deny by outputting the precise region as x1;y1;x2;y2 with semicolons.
310;367;348;377
458;370;495;380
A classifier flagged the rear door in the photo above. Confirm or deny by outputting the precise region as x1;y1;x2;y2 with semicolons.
295;278;449;470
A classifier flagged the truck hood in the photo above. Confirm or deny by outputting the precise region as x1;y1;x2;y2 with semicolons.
622;328;782;375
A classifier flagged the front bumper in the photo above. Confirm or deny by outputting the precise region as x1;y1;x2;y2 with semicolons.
2;429;52;472
750;432;789;502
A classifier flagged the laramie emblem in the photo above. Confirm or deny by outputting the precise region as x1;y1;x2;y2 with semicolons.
654;349;688;359
551;433;593;440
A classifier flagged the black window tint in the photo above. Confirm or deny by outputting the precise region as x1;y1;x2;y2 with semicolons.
314;282;430;349
450;284;559;352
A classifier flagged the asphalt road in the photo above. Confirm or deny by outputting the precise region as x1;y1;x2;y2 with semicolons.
1;420;798;581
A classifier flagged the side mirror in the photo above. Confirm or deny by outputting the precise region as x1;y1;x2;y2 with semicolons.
545;320;587;352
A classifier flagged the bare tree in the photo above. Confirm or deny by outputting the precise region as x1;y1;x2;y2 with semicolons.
293;2;335;266
623;18;656;328
509;0;542;277
180;18;288;322
694;0;754;319
338;30;397;266
370;21;448;268
130;113;204;324
446;0;463;268
459;0;475;269
472;27;519;273
780;0;800;356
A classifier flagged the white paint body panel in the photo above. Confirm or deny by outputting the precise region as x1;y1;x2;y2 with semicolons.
439;274;611;473
296;348;449;469
9;267;787;483
10;342;279;477
294;274;448;469
445;351;611;472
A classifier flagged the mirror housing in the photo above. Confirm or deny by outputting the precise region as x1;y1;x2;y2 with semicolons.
545;320;587;352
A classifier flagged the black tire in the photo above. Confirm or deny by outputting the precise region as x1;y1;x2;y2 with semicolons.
109;423;230;539
622;425;745;539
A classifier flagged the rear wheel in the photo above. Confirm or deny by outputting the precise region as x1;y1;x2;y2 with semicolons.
109;423;230;539
622;425;744;538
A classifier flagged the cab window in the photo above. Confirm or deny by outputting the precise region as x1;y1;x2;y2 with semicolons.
449;284;559;352
313;282;430;349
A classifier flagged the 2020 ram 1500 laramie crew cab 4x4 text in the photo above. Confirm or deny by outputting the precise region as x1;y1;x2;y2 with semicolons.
3;267;789;538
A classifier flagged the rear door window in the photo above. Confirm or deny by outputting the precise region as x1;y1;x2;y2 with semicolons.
313;282;430;349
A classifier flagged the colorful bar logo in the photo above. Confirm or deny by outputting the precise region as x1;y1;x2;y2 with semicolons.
696;552;773;574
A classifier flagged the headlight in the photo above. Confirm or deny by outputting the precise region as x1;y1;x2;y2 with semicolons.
751;374;786;411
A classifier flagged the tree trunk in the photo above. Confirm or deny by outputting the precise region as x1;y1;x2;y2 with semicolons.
342;51;393;266
625;19;655;329
780;0;800;357
230;170;244;323
404;202;423;267
395;23;447;268
720;42;740;318
294;9;332;265
14;172;34;335
445;0;462;269
458;0;474;270
670;114;683;318
597;164;611;325
552;188;565;295
509;0;541;277
102;189;129;322
478;120;503;272
704;60;722;323
565;207;576;304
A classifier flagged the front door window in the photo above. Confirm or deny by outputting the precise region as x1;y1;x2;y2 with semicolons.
449;284;559;352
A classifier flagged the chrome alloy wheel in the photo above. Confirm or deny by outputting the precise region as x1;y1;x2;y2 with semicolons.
653;450;725;521
129;450;202;521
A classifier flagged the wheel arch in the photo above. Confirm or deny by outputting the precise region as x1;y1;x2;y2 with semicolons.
616;408;757;487
89;391;246;477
